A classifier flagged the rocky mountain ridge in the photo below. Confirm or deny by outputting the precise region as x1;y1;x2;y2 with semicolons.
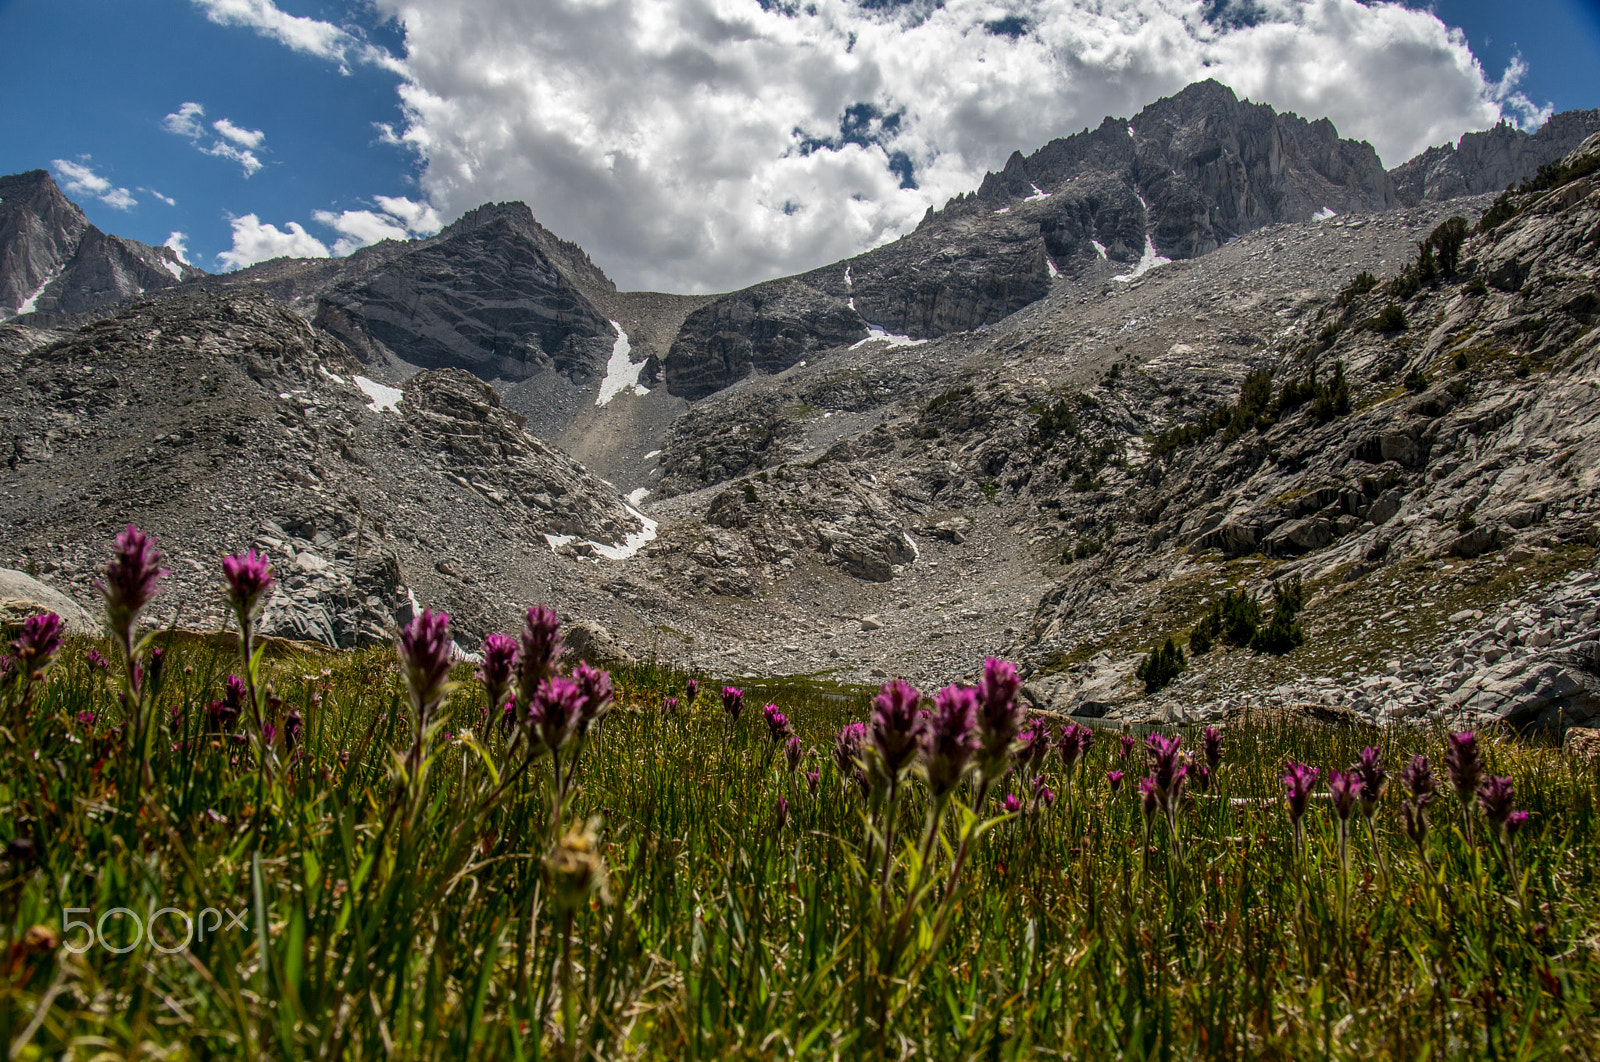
0;170;202;324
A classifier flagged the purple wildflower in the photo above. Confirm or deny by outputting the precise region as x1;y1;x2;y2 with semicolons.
685;678;699;706
98;523;167;640
1354;746;1388;817
775;796;790;830
285;707;304;756
221;549;274;623
528;675;584;754
85;649;110;672
1145;733;1187;811
398;608;453;728
1016;717;1052;772
1057;722;1094;772
1139;776;1159;822
1445;731;1484;805
1281;761;1319;827
1328;768;1360;824
516;606;563;707
1003;793;1023;814
722;686;745;723
785;735;804;773
1203;727;1223;773
13;612;63;678
1191;761;1211;794
869;678;923;780
920;684;980;799
764;703;794;742
805;768;820;795
571;660;615;736
975;658;1025;779
1477;776;1516;830
662;695;680;716
833;722;869;794
1118;734;1137;760
477;632;518;712
1032;775;1057;810
1400;753;1436;806
76;711;96;728
1107;769;1125;794
1506;809;1530;836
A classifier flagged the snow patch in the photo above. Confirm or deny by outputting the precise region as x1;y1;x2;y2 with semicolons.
1046;258;1060;279
544;533;576;552
642;449;661;460
161;257;183;281
1313;206;1338;221
1025;183;1052;201
1112;236;1172;283
843;265;852;289
993;206;1010;214
1128;124;1136;138
851;324;927;349
451;641;483;665
1091;240;1108;260
354;375;403;413
318;364;343;382
596;321;650;406
14;268;60;315
589;503;658;561
626;487;651;506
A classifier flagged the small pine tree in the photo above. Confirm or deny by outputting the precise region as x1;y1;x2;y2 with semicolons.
1136;637;1186;693
1249;576;1306;655
1217;589;1261;649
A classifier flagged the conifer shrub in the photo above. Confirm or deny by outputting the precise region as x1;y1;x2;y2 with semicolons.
1430;216;1469;275
1368;303;1408;333
1404;366;1429;393
1136;637;1186;693
1250;576;1306;655
1337;271;1378;307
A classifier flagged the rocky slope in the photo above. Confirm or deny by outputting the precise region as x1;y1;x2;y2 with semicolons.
0;290;653;649
0;170;202;324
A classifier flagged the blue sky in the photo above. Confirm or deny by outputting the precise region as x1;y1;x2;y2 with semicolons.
2;0;1596;293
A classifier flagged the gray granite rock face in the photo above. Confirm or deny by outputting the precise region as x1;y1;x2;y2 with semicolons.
1390;109;1600;206
0;170;201;325
312;203;618;383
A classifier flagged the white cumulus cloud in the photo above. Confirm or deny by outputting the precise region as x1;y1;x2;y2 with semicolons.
143;187;179;206
312;195;448;255
203;0;1558;292
217;214;331;270
51;158;138;211
164;102;266;176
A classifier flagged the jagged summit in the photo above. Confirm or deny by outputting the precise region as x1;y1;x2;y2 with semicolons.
0;169;202;324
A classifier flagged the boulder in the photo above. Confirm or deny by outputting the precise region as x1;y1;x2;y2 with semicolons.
1447;646;1600;730
0;569;99;636
561;619;638;671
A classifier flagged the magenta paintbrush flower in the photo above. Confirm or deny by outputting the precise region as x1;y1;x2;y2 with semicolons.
477;632;518;712
1016;717;1052;772
785;734;803;773
1145;733;1187;811
1354;746;1388;818
1139;776;1159;821
399;608;453;728
1057;722;1094;772
722;686;745;723
685;678;699;706
1281;761;1319;828
869;678;922;780
1328;768;1360;824
528;675;584;754
1107;769;1125;794
1118;734;1136;760
517;606;563;706
921;684;979;799
833;722;869;794
1477;775;1516;829
764;703;794;742
1506;809;1530;836
221;549;274;623
805;768;820;795
99;524;167;632
1003;793;1023;814
572;660;614;736
662;696;679;716
1400;753;1436;805
11;612;63;682
1445;731;1484;805
975;658;1024;780
775;796;790;830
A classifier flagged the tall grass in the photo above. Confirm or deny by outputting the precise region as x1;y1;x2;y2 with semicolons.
1;545;1597;1059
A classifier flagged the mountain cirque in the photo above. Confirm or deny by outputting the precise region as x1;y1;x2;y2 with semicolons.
1;84;1598;736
